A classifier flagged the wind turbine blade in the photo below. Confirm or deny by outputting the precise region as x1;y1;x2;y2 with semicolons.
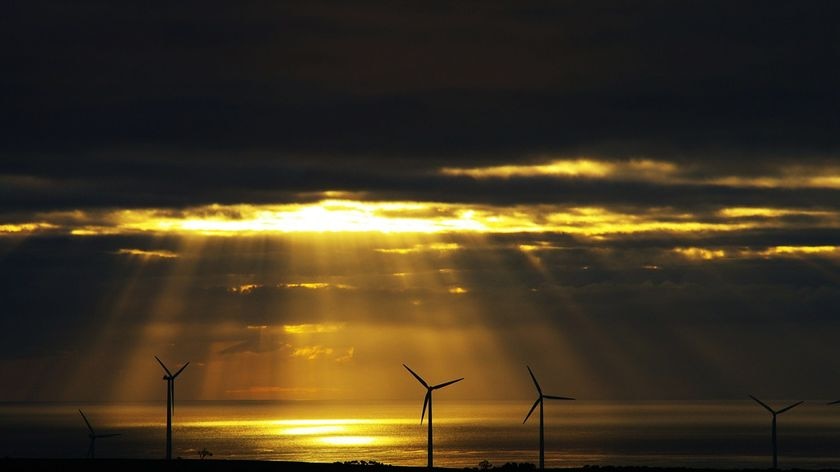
172;361;189;378
432;377;464;390
170;382;176;415
523;397;540;424
544;395;575;400
421;391;430;424
155;356;172;376
526;366;542;396
828;400;840;405
749;395;774;414
98;433;121;438
79;409;94;434
403;364;429;388
777;400;804;414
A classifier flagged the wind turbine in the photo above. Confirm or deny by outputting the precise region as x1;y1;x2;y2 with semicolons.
155;356;189;460
403;364;463;469
79;409;119;459
749;395;803;469
523;366;574;471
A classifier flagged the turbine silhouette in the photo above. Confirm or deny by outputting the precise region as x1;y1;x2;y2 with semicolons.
523;366;574;471
749;395;803;469
403;364;463;469
156;356;189;460
79;409;119;459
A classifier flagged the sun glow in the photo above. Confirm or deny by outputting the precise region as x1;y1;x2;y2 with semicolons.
110;201;751;236
283;425;345;435
319;436;377;446
117;200;487;234
5;199;840;239
277;419;402;447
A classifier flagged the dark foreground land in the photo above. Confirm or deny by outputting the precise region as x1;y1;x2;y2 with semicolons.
4;460;840;472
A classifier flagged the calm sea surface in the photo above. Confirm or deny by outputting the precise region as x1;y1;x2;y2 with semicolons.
2;400;840;469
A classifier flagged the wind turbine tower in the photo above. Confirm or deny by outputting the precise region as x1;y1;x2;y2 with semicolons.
749;395;803;469
523;366;574;471
155;356;189;460
79;409;119;459
403;364;463;469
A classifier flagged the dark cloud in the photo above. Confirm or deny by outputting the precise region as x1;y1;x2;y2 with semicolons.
3;1;839;211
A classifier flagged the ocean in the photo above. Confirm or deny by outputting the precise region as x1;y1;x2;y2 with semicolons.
2;400;839;469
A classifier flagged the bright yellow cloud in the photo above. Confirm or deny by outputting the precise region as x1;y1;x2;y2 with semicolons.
0;222;57;234
283;323;345;335
118;201;485;234
673;247;727;260
6;199;840;238
708;172;840;189
763;246;839;256
719;207;833;218
283;282;354;290
374;242;462;254
114;248;179;258
674;245;840;260
441;158;840;189
230;284;263;294
441;159;614;178
291;345;334;360
288;345;353;363
440;158;679;180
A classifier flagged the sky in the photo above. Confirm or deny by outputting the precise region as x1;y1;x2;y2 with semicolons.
2;1;840;403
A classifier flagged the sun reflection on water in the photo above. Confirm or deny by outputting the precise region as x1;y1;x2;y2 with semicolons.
180;417;407;451
8;401;840;468
283;425;345;435
319;436;378;446
272;419;404;448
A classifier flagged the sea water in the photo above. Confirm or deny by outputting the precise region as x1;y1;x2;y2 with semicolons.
2;400;840;469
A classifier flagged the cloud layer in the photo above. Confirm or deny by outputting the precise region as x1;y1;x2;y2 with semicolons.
1;1;839;402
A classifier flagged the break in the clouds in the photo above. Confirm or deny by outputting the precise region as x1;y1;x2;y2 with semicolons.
1;1;840;403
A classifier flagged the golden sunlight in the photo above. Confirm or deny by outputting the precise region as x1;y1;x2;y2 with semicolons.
120;201;486;234
5;199;840;239
283;425;345;436
375;242;462;254
284;323;346;335
318;436;377;446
